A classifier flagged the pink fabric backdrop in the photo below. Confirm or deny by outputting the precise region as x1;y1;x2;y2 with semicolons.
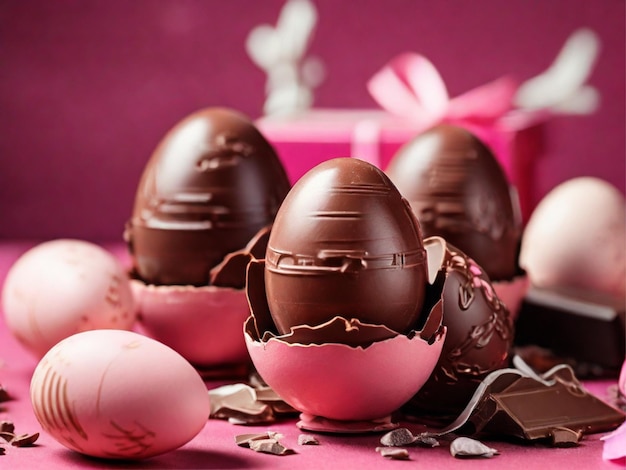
1;0;624;241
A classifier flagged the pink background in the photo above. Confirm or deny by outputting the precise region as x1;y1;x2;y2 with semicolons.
1;0;624;242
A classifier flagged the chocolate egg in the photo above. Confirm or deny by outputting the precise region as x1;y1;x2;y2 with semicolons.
404;237;514;423
265;157;428;336
126;107;290;286
386;124;521;281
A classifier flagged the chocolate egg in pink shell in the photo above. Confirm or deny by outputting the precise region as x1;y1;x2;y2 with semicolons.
125;107;290;371
243;158;445;430
244;259;446;427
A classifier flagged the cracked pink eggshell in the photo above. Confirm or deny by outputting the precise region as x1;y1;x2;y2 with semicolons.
30;329;210;460
132;280;250;368
2;239;136;357
244;317;445;422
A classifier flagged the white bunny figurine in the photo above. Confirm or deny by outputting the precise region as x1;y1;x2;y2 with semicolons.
246;0;325;116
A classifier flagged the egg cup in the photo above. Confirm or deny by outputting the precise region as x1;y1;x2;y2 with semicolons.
131;227;272;378
244;258;446;433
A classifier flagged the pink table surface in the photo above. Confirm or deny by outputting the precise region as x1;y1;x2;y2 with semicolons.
0;241;623;469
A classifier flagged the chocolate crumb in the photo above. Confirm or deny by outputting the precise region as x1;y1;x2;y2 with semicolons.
0;421;14;434
235;431;294;455
0;386;10;403
380;428;440;448
450;437;498;458
375;447;410;460
550;428;582;447
11;433;39;447
0;446;5;456
297;434;319;445
380;428;415;447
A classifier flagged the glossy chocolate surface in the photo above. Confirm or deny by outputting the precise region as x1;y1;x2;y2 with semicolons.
265;157;428;336
126;108;290;286
386;125;521;281
405;238;514;422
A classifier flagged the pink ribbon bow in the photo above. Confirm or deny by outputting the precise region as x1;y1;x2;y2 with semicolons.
367;52;518;138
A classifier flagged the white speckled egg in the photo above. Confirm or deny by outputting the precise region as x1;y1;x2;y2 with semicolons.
520;177;626;300
2;239;136;357
30;329;210;459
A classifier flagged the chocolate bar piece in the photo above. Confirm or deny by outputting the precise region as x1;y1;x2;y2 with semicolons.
515;287;625;375
421;358;625;446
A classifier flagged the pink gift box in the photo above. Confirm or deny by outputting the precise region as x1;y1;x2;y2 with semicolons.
257;109;541;221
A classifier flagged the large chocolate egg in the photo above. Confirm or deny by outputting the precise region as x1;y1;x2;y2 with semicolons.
126;107;290;286
265;157;428;336
404;237;514;422
386;125;521;281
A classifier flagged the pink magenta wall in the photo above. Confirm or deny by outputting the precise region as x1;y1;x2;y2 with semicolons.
1;0;624;241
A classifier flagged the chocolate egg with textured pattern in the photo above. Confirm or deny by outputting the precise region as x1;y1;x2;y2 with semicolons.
404;237;514;423
386;124;521;281
125;107;290;286
264;157;428;337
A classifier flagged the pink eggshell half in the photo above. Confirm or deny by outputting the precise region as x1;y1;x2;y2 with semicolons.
133;280;250;368
244;317;445;422
30;329;210;459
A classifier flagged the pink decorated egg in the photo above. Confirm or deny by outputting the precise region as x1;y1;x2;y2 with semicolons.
2;239;136;357
30;329;210;459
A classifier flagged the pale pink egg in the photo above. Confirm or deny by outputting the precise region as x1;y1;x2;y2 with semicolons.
2;239;136;357
30;329;210;459
132;281;250;369
520;177;626;300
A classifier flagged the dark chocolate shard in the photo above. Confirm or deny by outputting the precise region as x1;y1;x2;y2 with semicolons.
380;428;416;447
210;252;253;289
279;317;397;347
210;225;272;289
11;433;39;447
0;422;14;434
380;428;440;448
550;427;582;447
0;386;11;403
245;260;277;339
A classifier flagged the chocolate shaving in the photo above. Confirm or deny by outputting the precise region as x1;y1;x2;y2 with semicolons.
0;432;13;443
0;386;10;403
550;427;582;447
235;431;294;456
208;382;296;425
11;433;39;447
375;447;410;460
380;428;415;447
0;447;5;456
0;422;14;434
297;434;319;445
450;437;498;458
380;428;439;448
248;439;292;455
